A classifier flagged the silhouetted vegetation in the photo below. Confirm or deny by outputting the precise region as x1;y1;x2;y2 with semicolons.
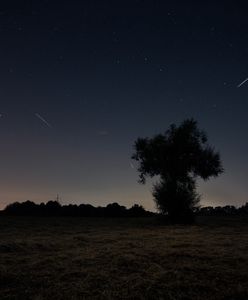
2;201;155;217
3;200;248;218
197;203;248;216
132;118;223;223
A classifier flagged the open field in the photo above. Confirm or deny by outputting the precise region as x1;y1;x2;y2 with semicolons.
0;216;248;300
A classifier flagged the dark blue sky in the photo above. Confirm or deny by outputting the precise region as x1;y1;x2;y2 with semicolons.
0;1;248;210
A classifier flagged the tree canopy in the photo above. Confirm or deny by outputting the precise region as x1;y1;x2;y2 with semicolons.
132;118;224;223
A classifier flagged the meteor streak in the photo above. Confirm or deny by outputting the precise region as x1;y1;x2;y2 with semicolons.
237;78;248;88
35;113;52;128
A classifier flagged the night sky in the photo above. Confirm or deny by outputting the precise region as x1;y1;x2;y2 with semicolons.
1;1;248;210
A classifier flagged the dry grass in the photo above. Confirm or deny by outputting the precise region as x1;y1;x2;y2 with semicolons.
0;216;248;299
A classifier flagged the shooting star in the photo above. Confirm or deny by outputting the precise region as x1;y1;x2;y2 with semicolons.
130;162;135;169
35;113;52;128
237;78;248;88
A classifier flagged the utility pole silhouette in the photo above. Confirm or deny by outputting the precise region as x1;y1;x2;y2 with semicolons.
55;194;61;203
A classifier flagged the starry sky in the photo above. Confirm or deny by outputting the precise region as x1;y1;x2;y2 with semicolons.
0;0;248;211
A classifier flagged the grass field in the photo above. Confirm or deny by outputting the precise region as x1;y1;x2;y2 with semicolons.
0;216;248;300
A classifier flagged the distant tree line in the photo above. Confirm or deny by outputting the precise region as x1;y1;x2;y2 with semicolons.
1;201;155;217
2;200;248;218
197;203;248;216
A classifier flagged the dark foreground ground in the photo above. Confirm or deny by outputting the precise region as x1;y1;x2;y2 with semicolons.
0;216;248;300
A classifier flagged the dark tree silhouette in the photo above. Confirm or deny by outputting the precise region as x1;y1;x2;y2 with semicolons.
3;200;155;217
129;204;147;217
105;203;127;217
132;118;224;223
